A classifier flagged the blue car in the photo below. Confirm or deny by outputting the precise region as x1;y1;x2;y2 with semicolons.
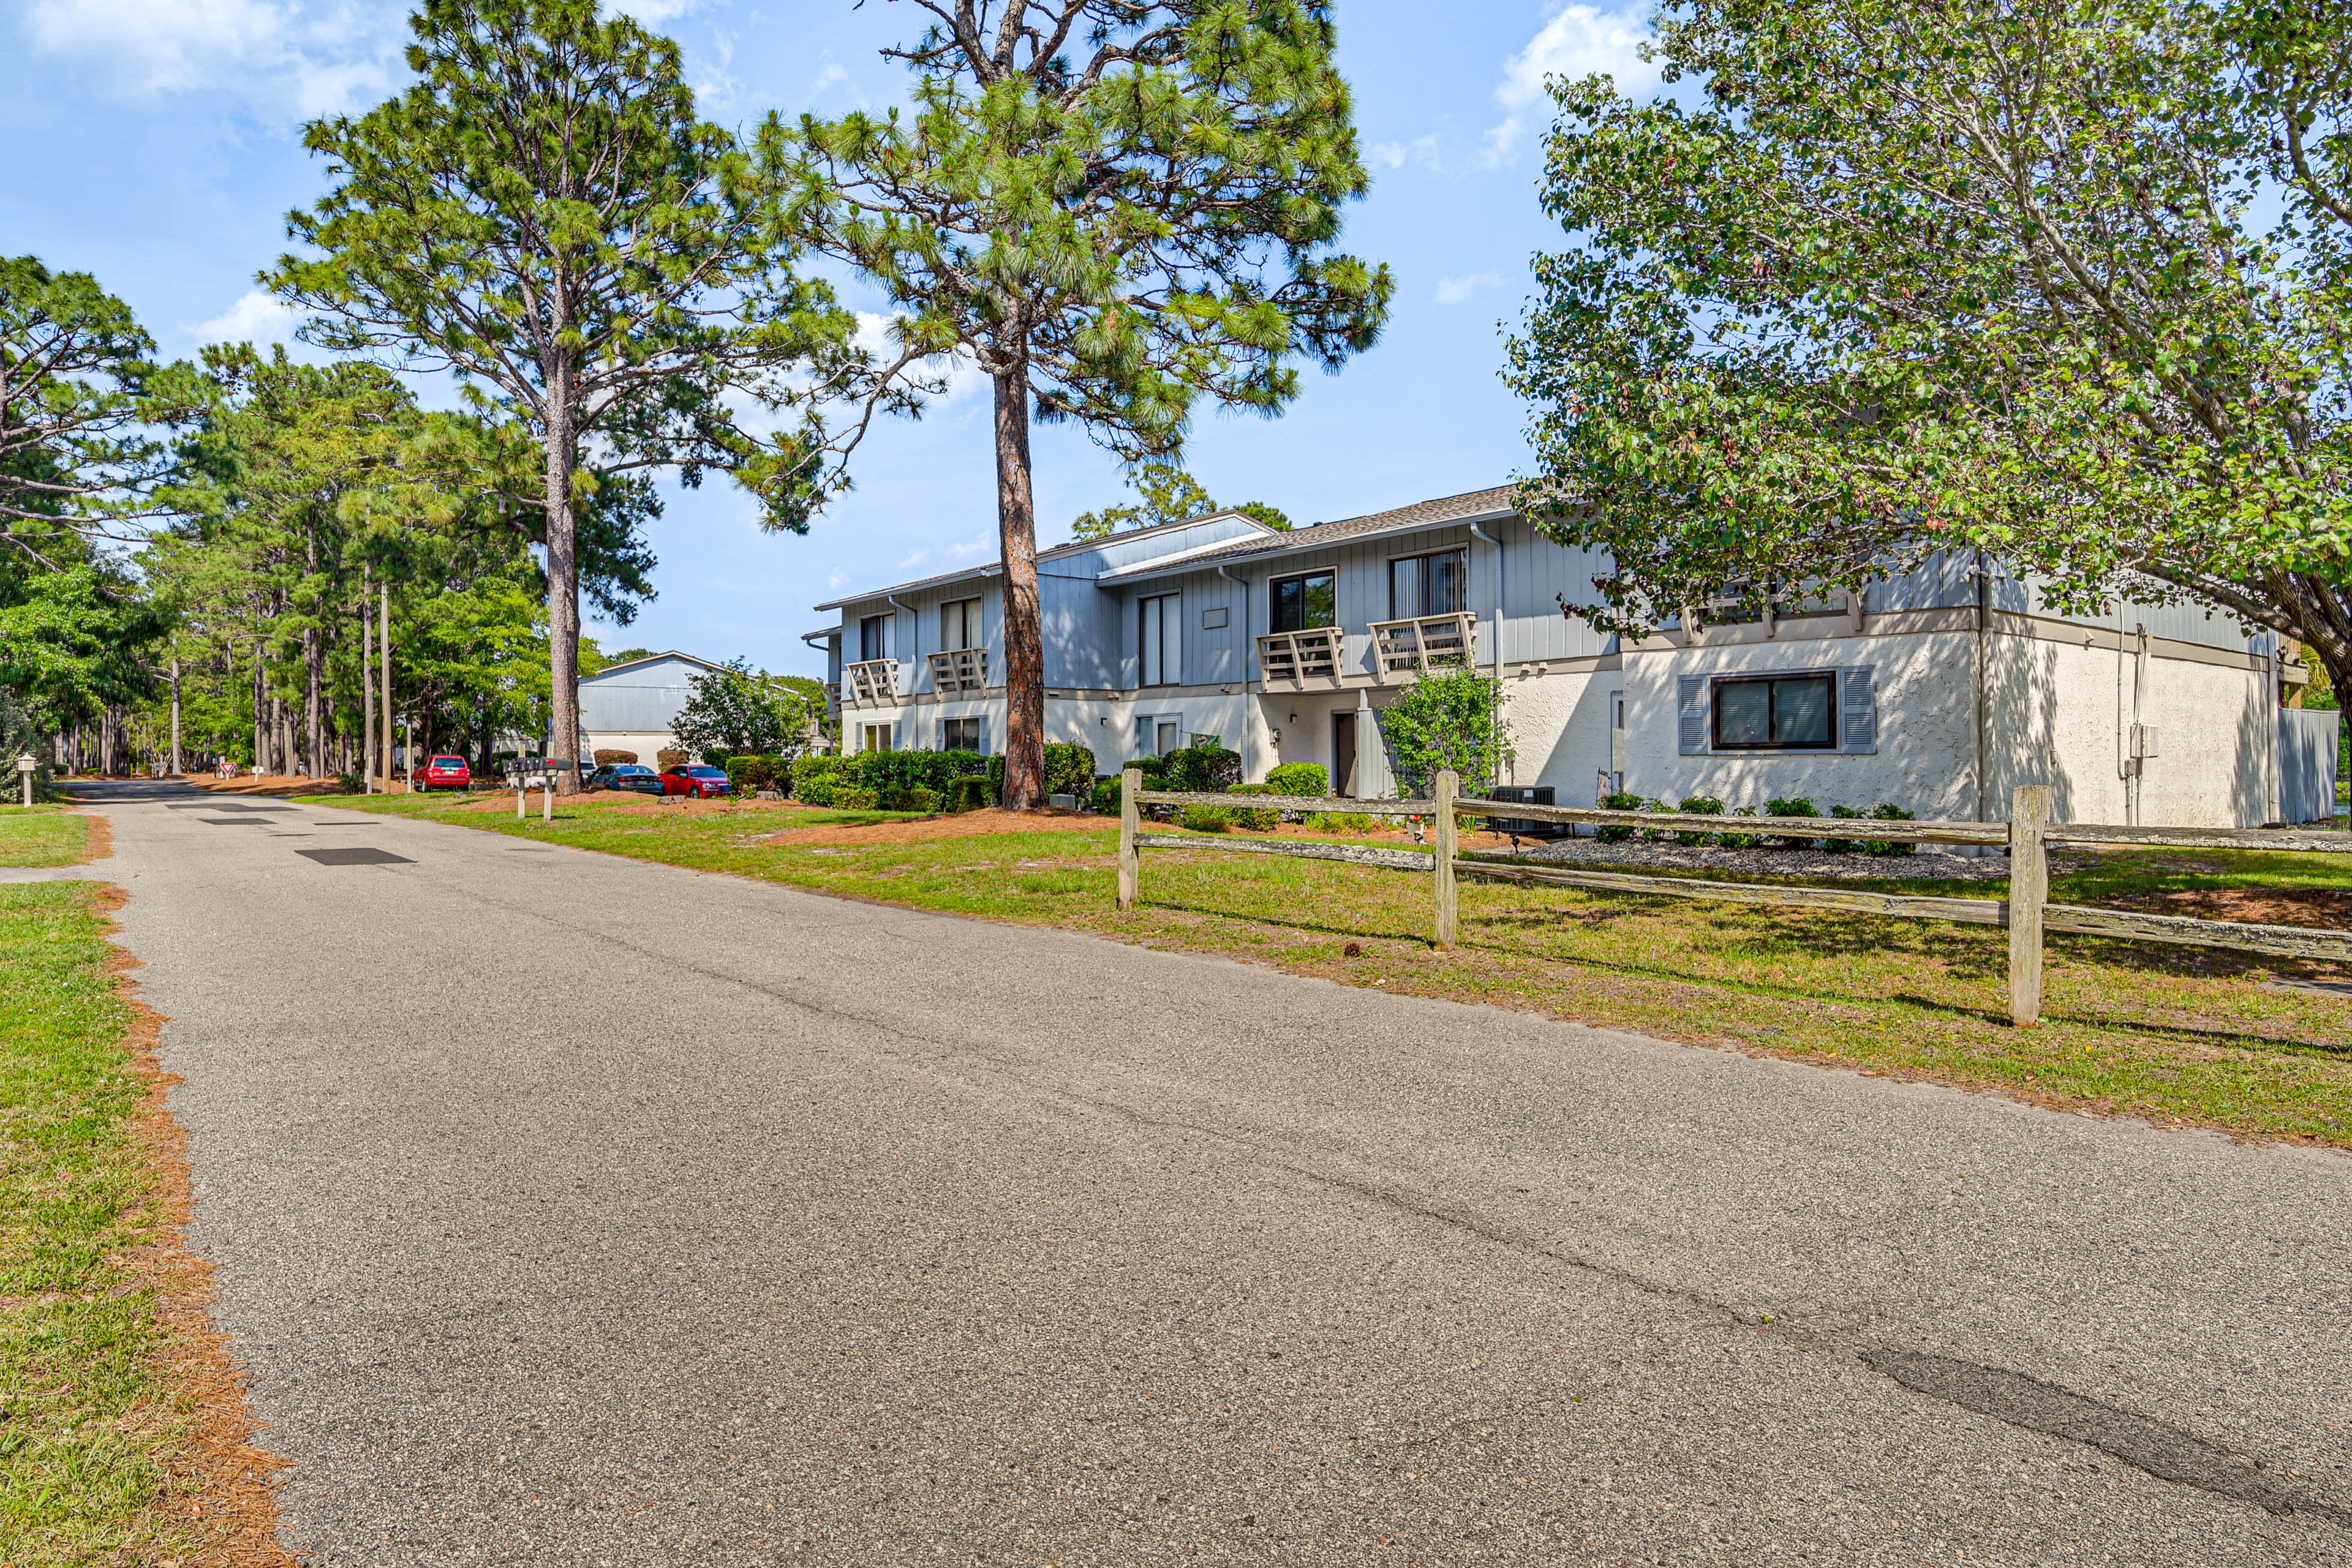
586;764;663;795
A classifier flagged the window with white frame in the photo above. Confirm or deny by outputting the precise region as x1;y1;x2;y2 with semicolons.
858;614;888;663
941;597;982;651
941;716;983;752
1139;593;1180;686
859;723;895;753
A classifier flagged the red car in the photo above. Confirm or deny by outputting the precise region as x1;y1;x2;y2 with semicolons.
412;755;472;792
660;765;733;799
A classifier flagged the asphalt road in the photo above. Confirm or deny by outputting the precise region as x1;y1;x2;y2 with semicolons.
83;778;2352;1566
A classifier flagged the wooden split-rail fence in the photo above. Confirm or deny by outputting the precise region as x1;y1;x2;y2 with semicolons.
1114;768;2352;1025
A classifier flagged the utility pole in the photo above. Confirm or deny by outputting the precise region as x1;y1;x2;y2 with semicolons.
381;582;394;790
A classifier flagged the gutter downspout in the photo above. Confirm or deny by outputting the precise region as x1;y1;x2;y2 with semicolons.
1219;564;1252;782
1469;519;1504;786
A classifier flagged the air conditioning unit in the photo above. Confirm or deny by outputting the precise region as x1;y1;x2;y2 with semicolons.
1482;784;1568;839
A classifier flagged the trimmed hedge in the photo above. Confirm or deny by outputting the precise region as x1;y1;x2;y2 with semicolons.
725;754;787;794
592;748;638;766
1161;744;1242;793
947;775;993;812
1263;761;1328;797
790;753;854;805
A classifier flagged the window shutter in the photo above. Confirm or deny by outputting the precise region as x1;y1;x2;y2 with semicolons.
1678;676;1708;755
1839;666;1878;753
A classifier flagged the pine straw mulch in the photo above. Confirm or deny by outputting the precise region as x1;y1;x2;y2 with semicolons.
99;888;296;1567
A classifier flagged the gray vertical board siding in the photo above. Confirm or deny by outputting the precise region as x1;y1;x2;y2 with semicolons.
1865;551;1978;615
577;657;705;732
1502;522;1615;664
2281;708;2341;824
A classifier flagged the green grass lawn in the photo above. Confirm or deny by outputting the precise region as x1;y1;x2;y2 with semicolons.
0;882;201;1562
311;791;2352;1146
0;807;89;869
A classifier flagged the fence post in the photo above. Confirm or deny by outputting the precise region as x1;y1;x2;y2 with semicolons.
1434;769;1460;949
2008;783;2052;1026
1117;766;1141;913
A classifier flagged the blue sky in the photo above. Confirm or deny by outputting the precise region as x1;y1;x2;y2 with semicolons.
4;0;1657;679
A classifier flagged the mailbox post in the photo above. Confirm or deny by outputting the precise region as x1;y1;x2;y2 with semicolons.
15;752;34;807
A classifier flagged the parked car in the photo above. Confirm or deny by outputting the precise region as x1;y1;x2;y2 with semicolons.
586;763;663;795
412;755;472;792
660;765;733;799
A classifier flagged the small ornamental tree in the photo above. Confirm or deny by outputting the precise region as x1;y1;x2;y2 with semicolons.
774;0;1392;807
269;0;895;791
1376;663;1507;797
670;658;812;761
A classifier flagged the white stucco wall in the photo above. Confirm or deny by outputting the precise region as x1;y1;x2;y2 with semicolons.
1618;631;1979;818
1498;665;1611;802
1981;635;2268;827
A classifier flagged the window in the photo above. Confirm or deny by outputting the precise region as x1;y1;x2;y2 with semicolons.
1270;571;1335;633
1390;549;1466;619
941;597;982;652
1712;674;1835;750
1140;594;1180;686
1133;715;1183;758
941;716;982;752
860;723;894;753
858;614;888;663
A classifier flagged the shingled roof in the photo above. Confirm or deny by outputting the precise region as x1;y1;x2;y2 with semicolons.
1097;483;1523;579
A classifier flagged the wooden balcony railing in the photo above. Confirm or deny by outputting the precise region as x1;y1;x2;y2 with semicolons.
1371;613;1478;679
843;658;900;706
1255;626;1346;686
927;646;987;695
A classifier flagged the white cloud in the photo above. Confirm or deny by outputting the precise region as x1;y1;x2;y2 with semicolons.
1480;4;1656;167
827;570;851;590
193;289;303;345
899;547;931;569
1434;271;1502;306
945;538;991;560
1370;134;1444;174
810;53;847;93
606;0;699;21
22;0;404;119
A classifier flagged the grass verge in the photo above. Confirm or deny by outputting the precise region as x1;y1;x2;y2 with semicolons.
0;808;91;869
0;881;288;1566
311;792;2352;1148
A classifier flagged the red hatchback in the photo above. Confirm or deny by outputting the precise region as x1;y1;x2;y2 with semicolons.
660;765;733;799
413;755;472;792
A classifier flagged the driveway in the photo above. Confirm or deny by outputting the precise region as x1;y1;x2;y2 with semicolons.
83;778;2352;1564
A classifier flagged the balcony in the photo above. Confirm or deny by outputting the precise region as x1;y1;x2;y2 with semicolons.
1255;626;1346;687
1371;613;1478;680
842;658;900;707
927;646;987;695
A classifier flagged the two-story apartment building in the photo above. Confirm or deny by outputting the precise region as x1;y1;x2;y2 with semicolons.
809;486;2339;827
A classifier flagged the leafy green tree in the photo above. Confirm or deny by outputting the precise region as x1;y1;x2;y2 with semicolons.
775;0;1392;806
268;0;881;790
1376;663;1507;796
1069;462;1291;541
669;658;814;760
0;257;180;558
1506;0;2352;688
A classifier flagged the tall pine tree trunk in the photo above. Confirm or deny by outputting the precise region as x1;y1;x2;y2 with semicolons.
544;366;582;794
361;571;377;791
304;522;323;777
993;365;1046;811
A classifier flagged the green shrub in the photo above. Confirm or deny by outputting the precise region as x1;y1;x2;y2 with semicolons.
790;753;853;805
1226;783;1280;831
1825;802;1867;853
832;786;878;810
1765;796;1822;848
1674;795;1723;846
705;747;736;767
335;769;366;794
1638;796;1678;840
1090;776;1123;816
1864;801;1918;856
1308;811;1376;834
906;786;943;814
1596;790;1645;843
948;774;994;813
725;754;785;794
1181;804;1234;832
1044;742;1096;799
1264;761;1329;798
1162;742;1242;794
1717;805;1762;848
